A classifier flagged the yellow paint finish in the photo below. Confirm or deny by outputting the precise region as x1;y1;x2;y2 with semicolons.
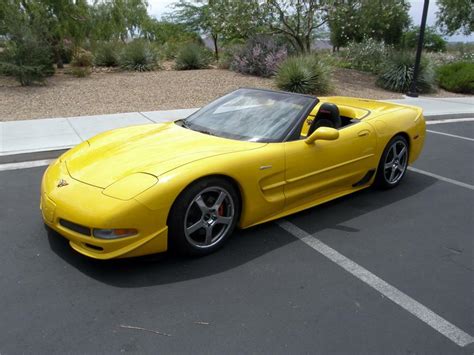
41;97;425;259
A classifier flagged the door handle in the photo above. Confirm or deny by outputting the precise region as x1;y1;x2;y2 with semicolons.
358;130;370;137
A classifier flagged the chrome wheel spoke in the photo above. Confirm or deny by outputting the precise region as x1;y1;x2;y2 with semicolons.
384;162;393;170
389;167;396;182
204;227;213;245
216;216;232;225
187;220;203;234
195;195;209;214
397;146;406;160
212;191;226;210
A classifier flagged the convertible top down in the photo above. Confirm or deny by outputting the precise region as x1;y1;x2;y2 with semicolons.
41;88;425;259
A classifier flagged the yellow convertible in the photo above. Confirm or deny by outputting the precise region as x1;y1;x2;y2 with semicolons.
41;88;425;259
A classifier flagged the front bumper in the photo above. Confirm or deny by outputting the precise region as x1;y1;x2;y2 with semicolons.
40;160;168;259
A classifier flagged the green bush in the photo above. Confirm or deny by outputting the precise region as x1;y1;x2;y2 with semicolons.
94;42;121;67
0;37;54;86
436;62;474;94
174;43;212;70
119;41;160;72
275;55;332;95
345;38;389;74
376;52;436;93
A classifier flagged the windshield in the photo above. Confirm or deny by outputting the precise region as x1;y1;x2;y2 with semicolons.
180;89;316;142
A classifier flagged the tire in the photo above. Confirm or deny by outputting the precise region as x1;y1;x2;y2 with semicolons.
168;177;240;256
374;135;409;189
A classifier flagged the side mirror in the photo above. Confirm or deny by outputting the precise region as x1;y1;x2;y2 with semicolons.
305;127;339;144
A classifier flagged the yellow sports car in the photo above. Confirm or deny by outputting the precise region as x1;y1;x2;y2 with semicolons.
41;88;425;259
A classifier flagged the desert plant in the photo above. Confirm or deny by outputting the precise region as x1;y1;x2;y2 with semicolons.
71;48;93;67
94;42;121;67
0;37;54;86
436;61;474;94
119;40;159;72
231;36;288;78
69;48;93;77
70;66;91;77
275;55;332;95
376;52;436;94
345;38;389;74
174;43;212;70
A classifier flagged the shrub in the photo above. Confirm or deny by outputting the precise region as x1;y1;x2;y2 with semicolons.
376;52;436;93
231;36;288;78
0;37;54;86
345;38;389;73
94;42;120;67
71;48;93;67
174;43;212;70
70;66;91;77
275;55;332;95
436;62;474;94
119;41;160;72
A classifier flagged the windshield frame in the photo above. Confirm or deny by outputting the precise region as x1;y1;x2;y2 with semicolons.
177;88;319;143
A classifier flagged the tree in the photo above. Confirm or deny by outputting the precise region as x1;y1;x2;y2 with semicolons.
262;0;332;54
436;0;473;36
329;0;411;49
90;0;150;41
171;0;261;60
328;0;363;50
402;26;447;52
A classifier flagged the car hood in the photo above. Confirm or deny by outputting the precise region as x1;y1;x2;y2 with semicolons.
64;122;266;188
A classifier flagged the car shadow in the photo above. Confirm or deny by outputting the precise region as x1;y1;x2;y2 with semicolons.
47;171;437;288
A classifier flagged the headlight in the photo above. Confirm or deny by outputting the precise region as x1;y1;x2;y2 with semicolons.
103;173;158;200
93;228;138;239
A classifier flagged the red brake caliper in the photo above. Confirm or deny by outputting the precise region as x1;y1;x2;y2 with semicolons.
217;203;225;216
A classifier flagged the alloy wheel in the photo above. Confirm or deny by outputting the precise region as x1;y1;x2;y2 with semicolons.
183;186;235;248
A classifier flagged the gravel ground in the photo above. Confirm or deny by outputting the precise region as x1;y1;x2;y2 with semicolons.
0;67;465;121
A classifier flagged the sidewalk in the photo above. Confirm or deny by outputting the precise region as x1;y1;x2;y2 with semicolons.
1;96;473;156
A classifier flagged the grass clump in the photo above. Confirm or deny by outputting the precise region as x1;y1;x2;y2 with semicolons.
275;55;332;95
174;43;212;70
436;61;474;94
119;41;160;72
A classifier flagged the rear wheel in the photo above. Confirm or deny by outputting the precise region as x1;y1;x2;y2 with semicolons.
168;177;240;256
375;135;409;189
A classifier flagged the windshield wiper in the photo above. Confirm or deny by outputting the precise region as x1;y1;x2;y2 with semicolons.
175;119;190;128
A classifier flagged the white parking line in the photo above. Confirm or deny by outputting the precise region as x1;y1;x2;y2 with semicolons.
426;117;474;125
408;167;474;190
0;159;54;172
276;220;474;348
427;130;474;142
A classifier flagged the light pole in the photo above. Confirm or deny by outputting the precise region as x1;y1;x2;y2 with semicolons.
407;0;430;97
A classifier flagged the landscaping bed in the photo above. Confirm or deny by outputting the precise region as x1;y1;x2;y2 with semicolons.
0;66;466;121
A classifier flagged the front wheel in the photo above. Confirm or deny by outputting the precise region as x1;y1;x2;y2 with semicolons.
168;177;240;256
374;135;409;189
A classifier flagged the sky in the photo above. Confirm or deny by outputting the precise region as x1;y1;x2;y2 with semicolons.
148;0;473;42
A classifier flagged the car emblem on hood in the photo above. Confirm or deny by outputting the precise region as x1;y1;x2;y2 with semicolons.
57;179;69;188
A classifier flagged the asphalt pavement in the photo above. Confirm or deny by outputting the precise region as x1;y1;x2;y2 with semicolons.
0;120;473;354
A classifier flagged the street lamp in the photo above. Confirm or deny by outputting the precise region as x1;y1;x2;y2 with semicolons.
407;0;430;98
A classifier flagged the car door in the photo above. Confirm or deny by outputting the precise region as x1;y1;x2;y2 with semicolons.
283;121;377;211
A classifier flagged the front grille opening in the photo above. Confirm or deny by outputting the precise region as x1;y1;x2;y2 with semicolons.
85;243;103;251
59;219;91;236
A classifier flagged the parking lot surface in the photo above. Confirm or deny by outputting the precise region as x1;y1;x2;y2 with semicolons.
0;120;473;354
